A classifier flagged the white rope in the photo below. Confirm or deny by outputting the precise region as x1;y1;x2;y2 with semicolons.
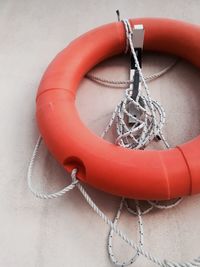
124;199;154;215
147;198;183;210
26;19;200;267
107;198;144;266
99;19;170;150
27;136;78;199
86;60;177;88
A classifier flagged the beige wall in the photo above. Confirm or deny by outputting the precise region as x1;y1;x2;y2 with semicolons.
0;1;200;266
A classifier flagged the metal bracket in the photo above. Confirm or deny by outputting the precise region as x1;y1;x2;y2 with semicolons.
129;24;145;124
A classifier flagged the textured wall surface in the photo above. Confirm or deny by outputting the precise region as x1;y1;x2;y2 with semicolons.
0;1;200;266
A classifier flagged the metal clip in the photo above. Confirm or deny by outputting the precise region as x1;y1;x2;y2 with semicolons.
116;10;121;21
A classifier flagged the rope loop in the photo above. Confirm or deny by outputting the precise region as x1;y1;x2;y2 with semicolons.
27;136;79;200
108;198;143;266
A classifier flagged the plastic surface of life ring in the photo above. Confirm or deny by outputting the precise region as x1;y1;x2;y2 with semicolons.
36;18;200;200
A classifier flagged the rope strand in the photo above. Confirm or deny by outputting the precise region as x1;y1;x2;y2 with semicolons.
86;59;178;88
27;136;78;199
107;198;144;266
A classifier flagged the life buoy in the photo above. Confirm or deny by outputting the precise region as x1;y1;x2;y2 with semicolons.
36;18;200;200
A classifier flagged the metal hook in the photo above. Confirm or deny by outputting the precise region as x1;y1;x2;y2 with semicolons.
116;10;121;21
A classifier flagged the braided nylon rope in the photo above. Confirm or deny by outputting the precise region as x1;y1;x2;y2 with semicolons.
86;60;177;88
107;198;144;266
27;136;78;199
27;19;200;267
99;20;170;150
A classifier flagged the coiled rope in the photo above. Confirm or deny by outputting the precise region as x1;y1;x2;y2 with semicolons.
27;19;200;267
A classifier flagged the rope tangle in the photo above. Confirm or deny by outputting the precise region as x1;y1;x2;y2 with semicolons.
27;19;200;267
115;19;169;149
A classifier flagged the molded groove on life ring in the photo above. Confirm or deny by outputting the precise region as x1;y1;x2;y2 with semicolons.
63;157;86;180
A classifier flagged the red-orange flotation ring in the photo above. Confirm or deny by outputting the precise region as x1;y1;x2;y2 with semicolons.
36;18;200;200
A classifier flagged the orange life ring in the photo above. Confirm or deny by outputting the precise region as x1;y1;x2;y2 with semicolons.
36;18;200;200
